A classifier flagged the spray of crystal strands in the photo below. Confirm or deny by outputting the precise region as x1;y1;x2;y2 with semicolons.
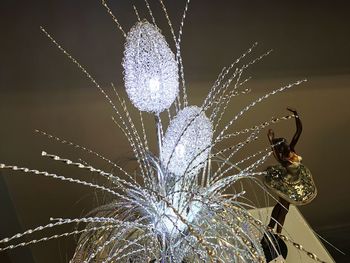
123;20;179;114
0;1;330;263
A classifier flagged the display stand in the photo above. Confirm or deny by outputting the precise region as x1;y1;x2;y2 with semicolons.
250;206;335;263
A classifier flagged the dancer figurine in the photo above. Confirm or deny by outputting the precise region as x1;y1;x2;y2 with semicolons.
265;108;317;234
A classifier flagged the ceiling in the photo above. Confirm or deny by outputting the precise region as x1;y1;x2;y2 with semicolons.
0;0;350;262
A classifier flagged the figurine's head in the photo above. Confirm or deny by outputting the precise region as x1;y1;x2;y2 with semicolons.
272;137;290;159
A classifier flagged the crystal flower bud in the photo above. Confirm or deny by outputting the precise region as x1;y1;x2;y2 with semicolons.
161;106;213;177
123;20;179;113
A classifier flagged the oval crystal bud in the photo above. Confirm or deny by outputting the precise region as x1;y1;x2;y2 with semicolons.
161;106;213;177
123;20;179;113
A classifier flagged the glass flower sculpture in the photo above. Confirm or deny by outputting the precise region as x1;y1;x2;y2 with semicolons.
0;1;326;263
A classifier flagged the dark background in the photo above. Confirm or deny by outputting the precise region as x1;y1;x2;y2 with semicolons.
0;0;349;262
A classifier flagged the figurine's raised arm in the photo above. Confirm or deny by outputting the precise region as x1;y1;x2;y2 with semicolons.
288;108;302;152
268;129;283;163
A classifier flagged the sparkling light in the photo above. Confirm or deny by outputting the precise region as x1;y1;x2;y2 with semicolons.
123;21;179;113
149;78;160;92
161;106;213;177
154;198;202;235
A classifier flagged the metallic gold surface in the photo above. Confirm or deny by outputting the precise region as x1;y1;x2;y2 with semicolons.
264;164;317;205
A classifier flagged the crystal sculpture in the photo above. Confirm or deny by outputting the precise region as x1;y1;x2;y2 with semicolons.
0;1;325;263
